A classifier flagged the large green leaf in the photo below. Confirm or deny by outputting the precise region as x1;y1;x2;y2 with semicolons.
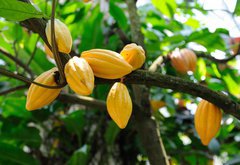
223;74;240;97
104;121;120;145
109;0;128;30
234;0;240;15
1;96;31;119
0;142;39;165
61;110;85;136
0;124;41;148
0;0;44;21
66;145;90;165
152;0;177;18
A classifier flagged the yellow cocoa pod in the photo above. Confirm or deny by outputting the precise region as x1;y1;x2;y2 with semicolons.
150;100;166;111
64;57;94;95
81;49;133;79
26;67;62;111
83;0;91;2
194;100;222;145
45;19;72;54
170;48;197;74
44;43;54;58
120;43;145;70
107;82;132;129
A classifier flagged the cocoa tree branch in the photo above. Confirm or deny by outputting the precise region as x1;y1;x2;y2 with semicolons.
1;65;240;119
97;70;240;119
0;84;28;96
58;93;106;110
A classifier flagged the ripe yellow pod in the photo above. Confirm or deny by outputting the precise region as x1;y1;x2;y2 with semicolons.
45;19;72;54
107;82;132;129
83;0;91;2
194;100;222;145
170;48;197;74
150;100;166;111
44;43;54;58
81;49;133;79
120;43;146;70
64;57;94;95
26;67;62;111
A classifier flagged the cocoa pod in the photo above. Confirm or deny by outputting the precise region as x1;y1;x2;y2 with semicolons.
81;49;133;79
44;43;54;58
45;19;72;54
120;43;145;70
194;100;222;145
26;67;62;111
170;48;197;74
107;82;132;129
64;57;94;95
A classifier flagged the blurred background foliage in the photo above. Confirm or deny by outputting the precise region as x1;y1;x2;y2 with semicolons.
0;0;240;164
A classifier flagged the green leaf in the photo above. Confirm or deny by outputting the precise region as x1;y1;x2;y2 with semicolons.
0;142;39;165
109;0;128;30
78;5;104;52
67;145;90;165
1;96;31;119
223;74;240;97
104;121;120;145
234;0;240;15
184;18;200;29
61;110;85;136
152;0;177;18
0;125;41;148
0;0;44;21
194;58;206;80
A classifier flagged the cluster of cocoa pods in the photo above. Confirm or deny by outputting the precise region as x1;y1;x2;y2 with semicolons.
26;19;145;129
26;19;222;142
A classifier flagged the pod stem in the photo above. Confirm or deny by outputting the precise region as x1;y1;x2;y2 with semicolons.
50;0;66;85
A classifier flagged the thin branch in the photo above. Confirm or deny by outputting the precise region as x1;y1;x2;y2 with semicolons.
0;84;28;96
0;48;34;77
196;52;239;63
58;93;106;110
0;68;64;89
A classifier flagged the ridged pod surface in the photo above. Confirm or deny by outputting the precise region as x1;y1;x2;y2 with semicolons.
45;19;72;54
26;67;62;111
64;57;94;95
170;48;197;74
107;82;132;129
81;49;133;79
44;43;54;58
120;43;145;70
194;100;222;145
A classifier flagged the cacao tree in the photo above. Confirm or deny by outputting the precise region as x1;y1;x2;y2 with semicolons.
0;0;240;164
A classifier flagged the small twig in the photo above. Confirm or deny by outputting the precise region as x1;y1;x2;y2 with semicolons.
0;84;28;96
26;36;40;66
13;40;19;72
0;48;34;77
